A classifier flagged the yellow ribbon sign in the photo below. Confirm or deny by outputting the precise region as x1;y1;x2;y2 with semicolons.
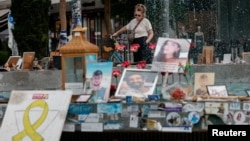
13;100;49;141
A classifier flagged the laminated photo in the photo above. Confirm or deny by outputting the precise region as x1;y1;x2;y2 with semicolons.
151;37;191;73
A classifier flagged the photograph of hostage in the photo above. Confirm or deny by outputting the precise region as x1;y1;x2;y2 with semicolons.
195;74;209;95
151;38;190;73
89;70;109;102
194;72;215;96
155;39;181;62
115;69;158;98
85;62;113;103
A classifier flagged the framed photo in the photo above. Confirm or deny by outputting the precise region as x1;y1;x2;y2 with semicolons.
114;68;159;99
151;37;191;73
245;89;250;96
6;56;21;68
86;62;113;103
242;52;250;64
206;85;228;97
21;52;35;70
194;73;215;96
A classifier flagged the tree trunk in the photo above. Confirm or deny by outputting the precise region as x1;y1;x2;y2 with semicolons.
58;0;67;49
104;0;113;37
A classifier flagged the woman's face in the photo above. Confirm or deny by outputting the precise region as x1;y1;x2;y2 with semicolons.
163;41;180;57
134;10;143;21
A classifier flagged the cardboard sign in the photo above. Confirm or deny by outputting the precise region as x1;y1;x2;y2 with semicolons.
0;90;72;141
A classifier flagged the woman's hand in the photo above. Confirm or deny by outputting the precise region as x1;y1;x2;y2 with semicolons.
112;32;118;37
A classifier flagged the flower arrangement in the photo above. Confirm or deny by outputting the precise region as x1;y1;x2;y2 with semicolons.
112;69;122;78
121;61;131;68
130;43;140;52
136;60;147;69
170;87;186;101
110;84;116;97
112;69;122;86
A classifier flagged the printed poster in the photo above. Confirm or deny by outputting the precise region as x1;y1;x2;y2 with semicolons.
0;90;72;141
151;37;191;73
85;62;113;103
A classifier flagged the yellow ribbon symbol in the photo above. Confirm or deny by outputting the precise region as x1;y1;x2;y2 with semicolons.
13;100;48;141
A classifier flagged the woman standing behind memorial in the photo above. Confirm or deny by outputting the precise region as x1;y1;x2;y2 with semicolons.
112;4;154;64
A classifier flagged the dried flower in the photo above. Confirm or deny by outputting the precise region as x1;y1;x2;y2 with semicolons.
149;43;156;50
121;61;131;68
170;88;186;100
130;43;140;52
110;84;117;96
112;69;122;78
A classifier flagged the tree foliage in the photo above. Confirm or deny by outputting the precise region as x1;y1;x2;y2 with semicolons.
169;0;188;30
11;0;51;59
110;0;144;22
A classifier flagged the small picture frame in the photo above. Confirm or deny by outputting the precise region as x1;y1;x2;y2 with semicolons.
222;53;232;64
114;68;159;99
22;52;35;70
206;85;228;97
242;52;250;64
6;56;21;68
245;89;250;96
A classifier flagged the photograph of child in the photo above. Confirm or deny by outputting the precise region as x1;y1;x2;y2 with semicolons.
194;73;215;96
86;62;113;103
151;37;191;73
115;69;158;99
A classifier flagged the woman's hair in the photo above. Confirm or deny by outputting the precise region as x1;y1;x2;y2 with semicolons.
155;40;181;62
134;4;146;17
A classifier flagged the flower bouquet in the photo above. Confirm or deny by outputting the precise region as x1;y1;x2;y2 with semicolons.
161;82;192;102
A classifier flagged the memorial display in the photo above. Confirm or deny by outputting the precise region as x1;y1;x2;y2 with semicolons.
1;36;250;134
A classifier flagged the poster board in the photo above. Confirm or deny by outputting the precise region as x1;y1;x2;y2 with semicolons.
0;90;72;141
85;62;113;103
114;68;159;99
151;38;191;73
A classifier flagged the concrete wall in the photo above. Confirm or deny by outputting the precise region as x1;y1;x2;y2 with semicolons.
1;64;250;95
0;70;61;91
